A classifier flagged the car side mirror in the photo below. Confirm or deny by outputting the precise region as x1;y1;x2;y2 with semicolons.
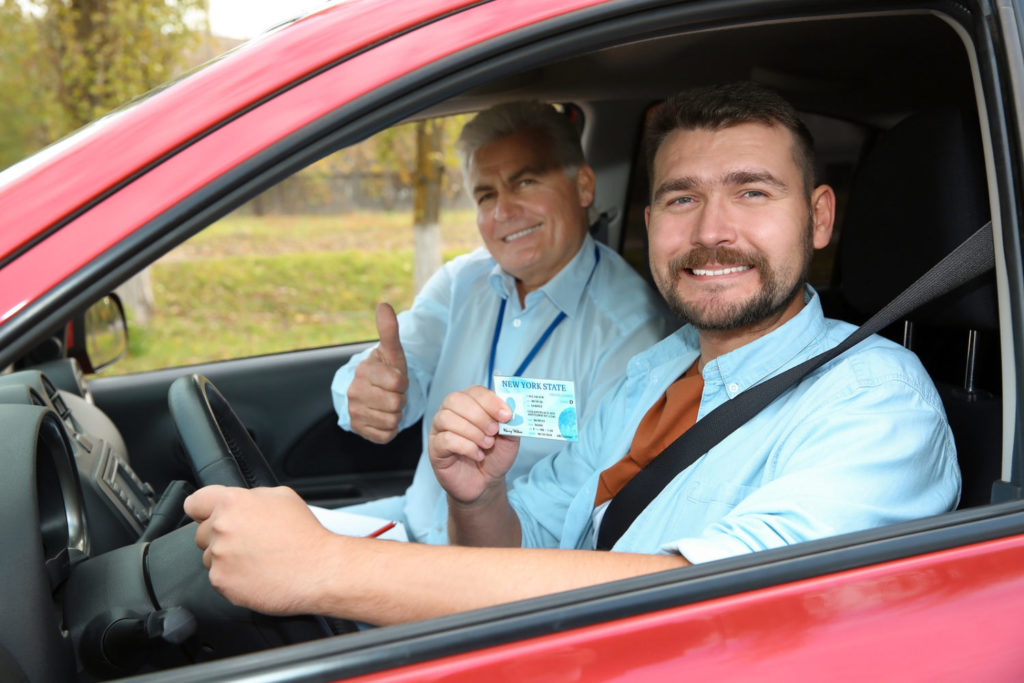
70;294;129;374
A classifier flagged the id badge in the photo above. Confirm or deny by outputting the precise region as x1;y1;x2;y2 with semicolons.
493;375;578;441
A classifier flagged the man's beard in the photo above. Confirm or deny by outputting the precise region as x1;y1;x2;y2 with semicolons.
655;220;813;331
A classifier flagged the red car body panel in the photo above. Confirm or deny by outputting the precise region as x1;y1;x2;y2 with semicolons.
0;0;605;325
350;536;1024;681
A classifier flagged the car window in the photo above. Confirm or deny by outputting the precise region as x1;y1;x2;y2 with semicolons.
108;114;480;374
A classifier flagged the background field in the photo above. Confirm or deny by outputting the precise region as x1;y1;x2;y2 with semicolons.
114;210;480;374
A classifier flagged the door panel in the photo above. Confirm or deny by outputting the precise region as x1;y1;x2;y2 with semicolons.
88;343;420;506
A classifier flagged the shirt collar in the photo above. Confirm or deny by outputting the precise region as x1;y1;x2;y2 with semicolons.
702;285;826;390
629;285;827;389
487;233;597;317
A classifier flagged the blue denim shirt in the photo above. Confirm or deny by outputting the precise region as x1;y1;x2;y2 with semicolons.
508;287;960;563
332;233;675;543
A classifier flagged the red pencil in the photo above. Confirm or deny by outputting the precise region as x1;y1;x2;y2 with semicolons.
365;521;397;538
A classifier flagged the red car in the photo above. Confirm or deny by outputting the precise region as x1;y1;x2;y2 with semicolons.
2;0;1024;680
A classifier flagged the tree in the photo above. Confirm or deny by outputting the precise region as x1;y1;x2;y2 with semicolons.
0;0;208;167
413;118;444;292
280;114;472;291
35;0;207;136
0;0;208;321
362;115;470;290
0;2;51;169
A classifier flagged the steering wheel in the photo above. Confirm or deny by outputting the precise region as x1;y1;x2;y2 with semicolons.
168;373;278;488
166;374;358;638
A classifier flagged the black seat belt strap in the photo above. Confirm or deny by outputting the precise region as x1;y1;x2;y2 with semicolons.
596;222;994;550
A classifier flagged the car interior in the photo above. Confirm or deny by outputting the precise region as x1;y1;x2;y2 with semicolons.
0;3;1018;680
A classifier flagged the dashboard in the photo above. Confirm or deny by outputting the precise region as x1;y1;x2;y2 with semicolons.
0;361;158;556
0;359;331;681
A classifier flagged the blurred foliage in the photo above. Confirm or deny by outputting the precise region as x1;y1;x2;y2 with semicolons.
0;2;50;166
0;0;474;210
0;0;207;170
336;113;477;207
239;113;477;216
362;116;469;186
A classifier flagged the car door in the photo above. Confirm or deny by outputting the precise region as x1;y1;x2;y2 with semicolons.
89;344;424;507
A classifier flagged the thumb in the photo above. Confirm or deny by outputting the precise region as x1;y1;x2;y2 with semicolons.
375;302;407;373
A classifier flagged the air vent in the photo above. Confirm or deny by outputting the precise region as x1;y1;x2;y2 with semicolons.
40;374;57;399
42;375;71;420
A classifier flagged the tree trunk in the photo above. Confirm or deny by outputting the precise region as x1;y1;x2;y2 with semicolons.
116;267;155;326
413;119;443;293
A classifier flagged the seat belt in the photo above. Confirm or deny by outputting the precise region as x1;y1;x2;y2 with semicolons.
596;222;995;550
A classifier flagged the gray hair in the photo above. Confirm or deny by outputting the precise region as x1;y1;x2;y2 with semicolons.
457;101;586;180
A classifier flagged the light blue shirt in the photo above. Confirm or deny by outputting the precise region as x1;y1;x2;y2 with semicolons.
508;287;961;563
332;233;675;543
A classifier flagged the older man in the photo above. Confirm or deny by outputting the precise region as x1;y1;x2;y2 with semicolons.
329;101;672;543
186;83;959;625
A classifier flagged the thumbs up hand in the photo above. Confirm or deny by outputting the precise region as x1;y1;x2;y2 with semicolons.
346;303;411;444
372;302;407;376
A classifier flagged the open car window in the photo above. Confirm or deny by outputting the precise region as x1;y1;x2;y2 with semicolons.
109;114;481;374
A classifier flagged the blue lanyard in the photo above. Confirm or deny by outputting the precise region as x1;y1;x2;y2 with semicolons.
487;299;565;389
486;246;600;390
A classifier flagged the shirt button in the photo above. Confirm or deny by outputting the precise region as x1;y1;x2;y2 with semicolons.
513;318;522;328
727;382;739;394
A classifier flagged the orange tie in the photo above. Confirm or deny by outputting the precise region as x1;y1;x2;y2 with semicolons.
594;361;703;507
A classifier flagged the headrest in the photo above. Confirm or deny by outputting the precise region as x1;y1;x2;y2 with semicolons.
836;108;996;329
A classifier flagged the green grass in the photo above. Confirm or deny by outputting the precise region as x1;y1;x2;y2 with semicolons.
111;210;480;374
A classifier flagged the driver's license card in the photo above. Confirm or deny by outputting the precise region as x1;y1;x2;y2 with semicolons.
493;375;578;441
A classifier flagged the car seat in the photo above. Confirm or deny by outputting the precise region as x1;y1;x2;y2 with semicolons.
827;107;1000;508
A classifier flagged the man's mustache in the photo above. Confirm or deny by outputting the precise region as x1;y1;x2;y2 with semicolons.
668;246;768;277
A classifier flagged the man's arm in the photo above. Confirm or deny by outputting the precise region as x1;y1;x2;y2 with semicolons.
184;485;688;626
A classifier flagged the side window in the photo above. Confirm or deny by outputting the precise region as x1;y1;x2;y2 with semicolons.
109;114;480;374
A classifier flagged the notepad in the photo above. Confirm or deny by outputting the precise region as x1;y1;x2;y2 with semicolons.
307;506;408;541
